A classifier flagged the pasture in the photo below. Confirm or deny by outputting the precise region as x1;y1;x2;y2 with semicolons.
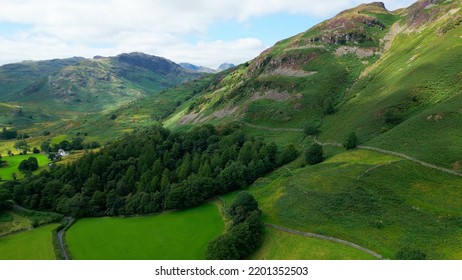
0;153;49;180
242;149;462;259
251;228;377;260
66;202;224;260
0;223;58;260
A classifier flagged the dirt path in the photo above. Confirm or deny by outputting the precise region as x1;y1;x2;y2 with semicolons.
357;145;462;178
241;122;304;133
240;122;462;178
313;137;462;178
57;216;75;260
267;224;384;259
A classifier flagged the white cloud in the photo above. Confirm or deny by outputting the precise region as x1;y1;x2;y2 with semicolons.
0;0;416;67
158;38;265;68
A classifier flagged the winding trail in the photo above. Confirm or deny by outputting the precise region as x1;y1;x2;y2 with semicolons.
241;122;304;133
57;217;75;260
267;224;384;259
240;122;462;178
217;195;384;259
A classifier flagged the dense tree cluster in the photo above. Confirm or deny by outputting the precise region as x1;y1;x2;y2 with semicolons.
40;137;101;154
18;157;39;172
206;192;264;260
13;125;297;217
0;128;18;140
0;185;12;210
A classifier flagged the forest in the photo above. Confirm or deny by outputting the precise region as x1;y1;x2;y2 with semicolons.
8;123;298;217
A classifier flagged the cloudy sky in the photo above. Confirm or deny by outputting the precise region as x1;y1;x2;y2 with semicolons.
0;0;415;68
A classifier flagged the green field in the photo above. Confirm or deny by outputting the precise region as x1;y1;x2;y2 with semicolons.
0;211;32;236
251;228;377;260
0;153;49;180
240;149;462;259
67;202;224;260
0;223;58;260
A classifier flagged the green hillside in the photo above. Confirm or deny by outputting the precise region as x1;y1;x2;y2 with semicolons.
1;0;461;260
0;53;202;142
165;1;462;170
160;0;462;259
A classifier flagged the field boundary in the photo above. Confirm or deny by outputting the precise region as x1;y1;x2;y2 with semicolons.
239;122;462;178
266;224;384;260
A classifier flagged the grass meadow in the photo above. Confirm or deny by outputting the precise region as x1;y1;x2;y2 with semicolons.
0;223;58;260
232;149;462;259
251;228;377;260
0;153;49;180
66;202;224;260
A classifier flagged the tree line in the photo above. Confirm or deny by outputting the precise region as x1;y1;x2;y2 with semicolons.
10;124;299;217
206;192;264;260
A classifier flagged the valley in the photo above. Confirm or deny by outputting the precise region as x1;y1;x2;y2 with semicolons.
1;0;462;260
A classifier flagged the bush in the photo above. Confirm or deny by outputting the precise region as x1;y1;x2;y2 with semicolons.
323;98;335;115
277;145;299;166
395;247;427;260
304;124;320;136
32;147;40;154
344;132;358;150
205;234;239;260
305;143;323;165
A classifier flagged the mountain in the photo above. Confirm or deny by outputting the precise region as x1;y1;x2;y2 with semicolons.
179;62;235;73
168;0;462;167
154;0;462;259
217;63;235;71
0;57;85;101
2;0;462;261
179;63;216;73
0;52;201;113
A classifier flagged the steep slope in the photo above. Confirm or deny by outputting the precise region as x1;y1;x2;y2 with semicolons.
157;0;462;259
321;0;462;168
168;2;398;128
168;0;461;167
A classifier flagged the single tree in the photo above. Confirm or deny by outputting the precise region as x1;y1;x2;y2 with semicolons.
344;132;358;150
14;140;29;151
305;143;324;165
304;124;319;136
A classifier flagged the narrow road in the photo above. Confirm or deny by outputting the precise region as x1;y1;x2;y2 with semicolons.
267;224;384;260
57;216;75;260
240;122;462;178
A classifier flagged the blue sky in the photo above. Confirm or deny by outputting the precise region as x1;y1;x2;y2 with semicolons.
0;0;415;68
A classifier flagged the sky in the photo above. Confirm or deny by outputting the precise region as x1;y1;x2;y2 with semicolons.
0;0;415;68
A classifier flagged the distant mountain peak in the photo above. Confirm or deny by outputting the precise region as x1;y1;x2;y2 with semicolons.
179;62;235;73
217;63;235;71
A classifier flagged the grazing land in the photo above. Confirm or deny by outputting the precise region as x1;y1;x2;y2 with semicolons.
0;223;59;260
246;150;462;259
251;227;377;260
66;203;224;260
0;154;49;180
